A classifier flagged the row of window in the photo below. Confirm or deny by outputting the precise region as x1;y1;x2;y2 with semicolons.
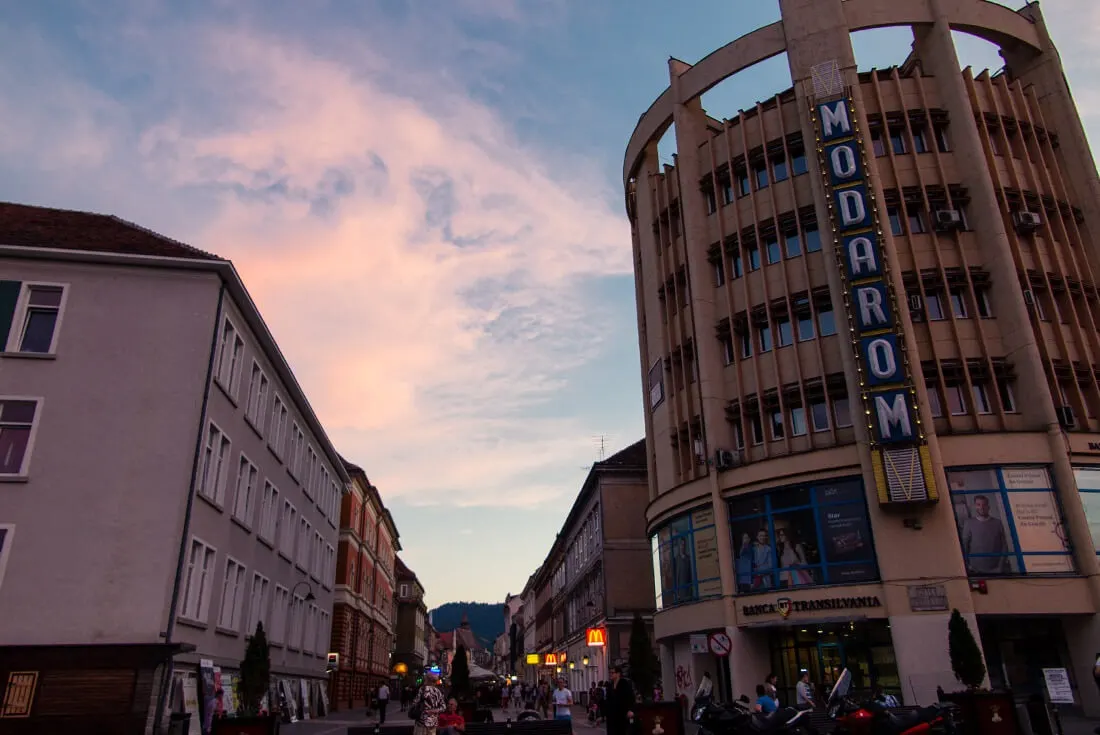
342;541;392;620
712;226;823;287
181;536;330;654
563;509;602;585
653;465;1084;609
214;315;341;529
719;301;838;365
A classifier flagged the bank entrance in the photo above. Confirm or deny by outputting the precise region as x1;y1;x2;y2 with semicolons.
765;620;898;706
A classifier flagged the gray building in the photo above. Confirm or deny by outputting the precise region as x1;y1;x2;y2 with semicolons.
0;203;347;730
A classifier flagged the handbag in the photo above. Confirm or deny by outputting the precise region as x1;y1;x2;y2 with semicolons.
408;700;424;722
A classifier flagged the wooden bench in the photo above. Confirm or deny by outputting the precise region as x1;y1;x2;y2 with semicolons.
348;719;575;735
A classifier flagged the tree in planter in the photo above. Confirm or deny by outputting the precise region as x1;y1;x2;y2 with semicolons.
628;612;659;702
237;622;272;716
948;609;986;690
451;644;471;699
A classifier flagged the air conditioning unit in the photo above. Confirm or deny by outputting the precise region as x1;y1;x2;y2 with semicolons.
1057;405;1077;430
1023;289;1035;307
933;209;963;231
1014;210;1042;233
715;449;740;471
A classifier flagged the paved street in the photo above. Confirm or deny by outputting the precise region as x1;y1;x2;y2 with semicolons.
281;703;602;735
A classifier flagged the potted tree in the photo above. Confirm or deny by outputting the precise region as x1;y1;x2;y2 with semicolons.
213;622;279;734
629;614;683;735
941;609;1016;735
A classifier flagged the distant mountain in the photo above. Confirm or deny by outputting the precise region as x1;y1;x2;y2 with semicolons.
430;601;503;648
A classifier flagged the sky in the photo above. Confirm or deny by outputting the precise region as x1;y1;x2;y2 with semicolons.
1;0;1097;608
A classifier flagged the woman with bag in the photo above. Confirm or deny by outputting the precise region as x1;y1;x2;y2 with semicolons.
409;673;447;735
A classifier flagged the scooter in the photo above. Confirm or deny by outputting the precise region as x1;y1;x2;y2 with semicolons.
826;669;957;735
693;694;815;735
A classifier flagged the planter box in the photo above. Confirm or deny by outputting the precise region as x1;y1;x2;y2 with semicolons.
634;700;686;735
211;714;281;735
941;691;1020;735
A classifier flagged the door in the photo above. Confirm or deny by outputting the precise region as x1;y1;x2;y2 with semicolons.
817;642;845;700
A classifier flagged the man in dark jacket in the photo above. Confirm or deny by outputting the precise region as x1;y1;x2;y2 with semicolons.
605;666;636;735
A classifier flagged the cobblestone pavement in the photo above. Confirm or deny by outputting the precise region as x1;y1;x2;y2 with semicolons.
281;703;600;735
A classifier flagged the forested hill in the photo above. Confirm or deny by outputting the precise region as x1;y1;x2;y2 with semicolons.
429;601;503;646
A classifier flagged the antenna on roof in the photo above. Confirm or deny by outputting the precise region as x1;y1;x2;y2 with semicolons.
580;435;608;470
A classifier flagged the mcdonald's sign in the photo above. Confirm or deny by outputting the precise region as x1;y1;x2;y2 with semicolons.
586;627;607;647
544;653;558;666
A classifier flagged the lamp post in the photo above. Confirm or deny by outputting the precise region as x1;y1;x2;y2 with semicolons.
291;581;317;602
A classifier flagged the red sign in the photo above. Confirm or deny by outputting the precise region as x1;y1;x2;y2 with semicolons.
585;627;607;647
708;632;732;657
544;653;558;666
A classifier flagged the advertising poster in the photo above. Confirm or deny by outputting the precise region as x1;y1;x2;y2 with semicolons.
953;492;1017;575
691;507;722;596
1006;489;1073;573
815;483;877;584
199;659;216;735
179;674;202;735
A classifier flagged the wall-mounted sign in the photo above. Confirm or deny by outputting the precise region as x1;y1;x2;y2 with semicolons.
689;634;709;654
586;627;607;647
812;94;937;506
707;632;732;657
0;671;38;718
907;584;948;612
326;653;340;672
525;653;540;665
544;653;558;666
741;595;882;617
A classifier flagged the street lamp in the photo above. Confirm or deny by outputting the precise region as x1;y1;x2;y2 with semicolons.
291;581;317;602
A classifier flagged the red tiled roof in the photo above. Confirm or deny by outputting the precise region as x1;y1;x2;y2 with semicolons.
0;202;222;261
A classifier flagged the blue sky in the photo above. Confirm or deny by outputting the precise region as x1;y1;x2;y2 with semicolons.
1;0;1096;607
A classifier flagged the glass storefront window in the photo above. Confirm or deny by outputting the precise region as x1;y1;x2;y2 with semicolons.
948;466;1074;576
1074;466;1100;554
651;506;722;610
728;477;878;594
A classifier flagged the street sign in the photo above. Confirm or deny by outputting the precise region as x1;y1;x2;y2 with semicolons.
690;635;708;654
1043;668;1074;704
708;632;732;657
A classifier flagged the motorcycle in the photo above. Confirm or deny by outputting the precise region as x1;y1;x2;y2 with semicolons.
693;694;815;735
826;669;957;735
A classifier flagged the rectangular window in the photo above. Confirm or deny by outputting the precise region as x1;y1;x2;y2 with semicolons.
804;227;822;253
732;251;743;279
817;307;837;337
925;293;945;321
766;237;781;265
197;424;231;506
998;380;1017;413
739;332;752;359
774;316;792;347
4;283;66;354
871;130;886;157
791;151;808;176
181;538;216;622
890;129;907;155
721;335;734;366
737;170;750;197
754;164;769;190
770;409;785;440
650;507;722;609
289;423;306;478
950;290;969;319
907;206;927;234
312;530;324;580
790;406;808;437
648;360;665;411
797;313;815;342
0;398;39;477
280;500;297;559
834;398;853;428
232;455;259;527
324;543;335;589
784;232;801;258
218;557;247;631
810;400;830;432
728;477;879;592
714;261;726;287
912;127;929;154
1073;467;1100;555
950;466;1072;575
245;362;270;431
758;324;773;353
270;585;289;644
215;318;245;397
747;245;761;271
269;395;289;458
750;414;764;445
304;447;318;500
247;573;270;636
298;518;312;570
887;207;904;236
973;384;993;415
928;385;944;418
976;289;993;318
772;157;789;182
289;595;304;649
946;384;968;415
935;126;951;153
259;482;280;544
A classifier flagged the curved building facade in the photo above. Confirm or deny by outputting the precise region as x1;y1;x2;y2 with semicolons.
626;0;1100;713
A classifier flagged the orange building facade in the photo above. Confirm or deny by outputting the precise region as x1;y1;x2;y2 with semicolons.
626;0;1100;715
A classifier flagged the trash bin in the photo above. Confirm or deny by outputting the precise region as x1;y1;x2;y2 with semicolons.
168;712;192;735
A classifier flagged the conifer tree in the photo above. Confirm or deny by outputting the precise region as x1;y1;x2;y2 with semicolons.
451;644;471;698
627;613;658;701
238;622;272;715
948;609;986;690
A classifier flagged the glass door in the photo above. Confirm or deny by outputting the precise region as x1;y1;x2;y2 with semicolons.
817;642;845;701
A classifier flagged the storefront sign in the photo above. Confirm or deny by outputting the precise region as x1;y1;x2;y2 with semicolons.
907;584;948;612
1043;668;1074;704
742;595;881;617
544;653;558;666
0;671;38;718
586;627;607;647
525;653;540;665
812;94;937;506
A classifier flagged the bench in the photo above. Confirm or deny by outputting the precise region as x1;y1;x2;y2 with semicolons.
348;719;575;735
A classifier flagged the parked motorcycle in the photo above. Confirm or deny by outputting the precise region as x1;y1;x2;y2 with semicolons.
826;669;957;735
693;694;815;735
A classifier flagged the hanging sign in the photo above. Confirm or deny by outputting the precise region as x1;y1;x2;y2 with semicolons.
586;628;607;647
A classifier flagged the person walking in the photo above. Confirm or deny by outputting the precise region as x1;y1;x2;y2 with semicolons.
605;666;636;735
501;684;510;712
795;672;817;711
410;673;447;735
377;680;391;724
552;678;574;723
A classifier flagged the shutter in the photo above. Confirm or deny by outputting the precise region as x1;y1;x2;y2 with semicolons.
0;281;21;349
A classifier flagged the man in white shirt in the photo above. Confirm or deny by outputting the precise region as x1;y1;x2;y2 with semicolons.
552;678;574;721
378;682;391;724
795;672;816;711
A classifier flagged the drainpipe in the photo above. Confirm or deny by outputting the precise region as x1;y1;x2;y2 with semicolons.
152;284;226;735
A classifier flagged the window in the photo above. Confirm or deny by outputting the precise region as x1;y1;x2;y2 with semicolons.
754;164;769;190
770;409;785;440
648;360;664;411
737;170;750;197
304;447;318;500
890;129;907;155
232;455;259;527
797;313;815;342
747;245;761;271
925;293;945;321
247;573;270;636
790;406;808;436
946;384;968;415
976;289;993;319
907;206;927;234
732;251;743;278
287;422;305;477
197;424;231;506
772;157;789;182
650;506;722;609
399;583;409;598
704;187;717;214
181;538;216;622
887;207;903;236
0;525;13;595
784;232;801;258
258;481;280;544
1073;467;1100;555
270;585;289;644
765;237;781;265
298;518;312;570
912;127;929;154
791;150;808;176
871;130;886;157
758;324;773;353
776;317;793;348
280;500;297;559
972;384;993;415
312;530;324;580
950;290;969;319
997;380;1017;413
218;557;247;631
834;398;852;428
817;306;837;337
0;398;39;477
269;395;288;457
289;594;305;649
804;227;822;253
810;400;830;432
245;362;269;430
729;478;878;592
949;466;1072;575
215;318;245;397
928;385;944;417
324;543;335;589
714;261;725;287
739;332;753;360
4;283;66;354
318;610;331;657
935;126;950;153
